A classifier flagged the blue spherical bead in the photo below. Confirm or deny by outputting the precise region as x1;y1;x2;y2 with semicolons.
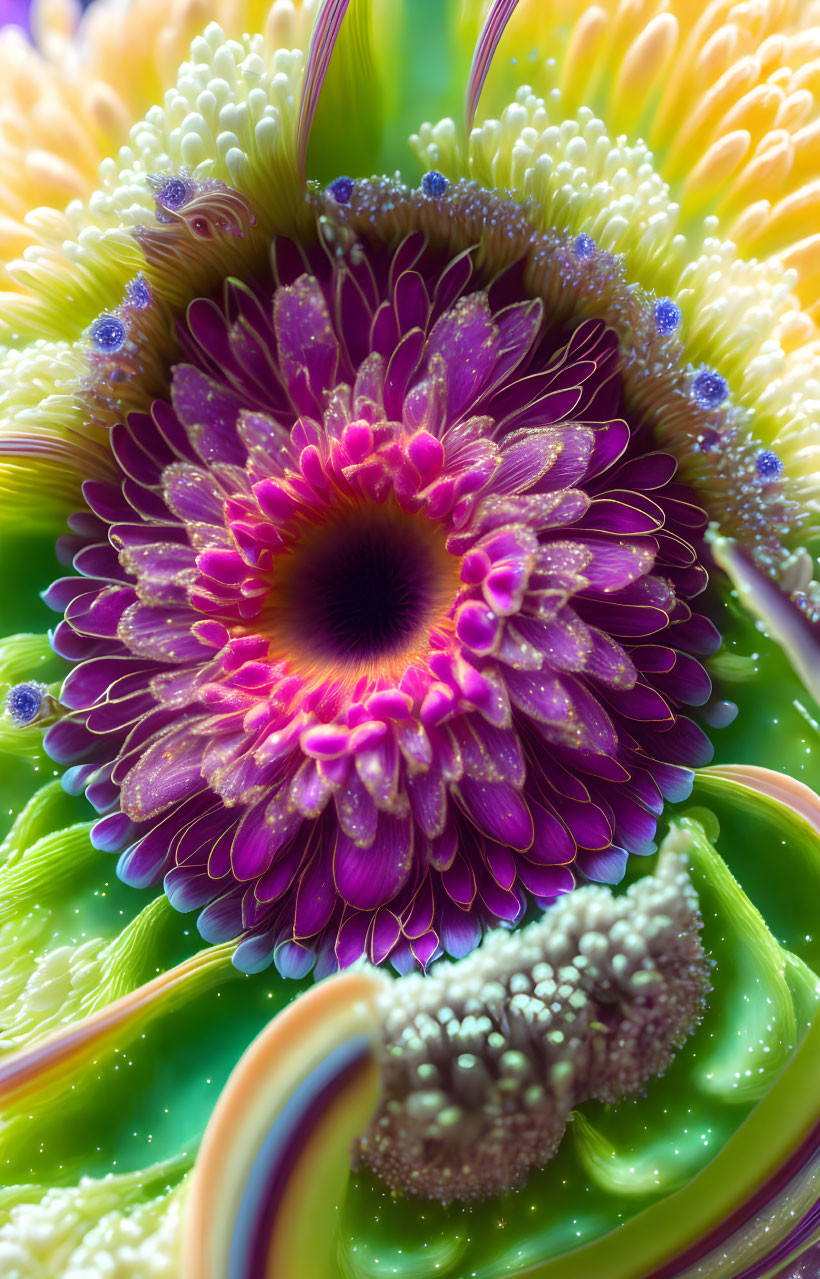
158;177;190;210
756;450;783;482
90;315;127;354
654;297;681;335
422;171;449;198
328;176;356;204
692;368;728;409
6;683;43;725
573;233;595;260
126;274;151;310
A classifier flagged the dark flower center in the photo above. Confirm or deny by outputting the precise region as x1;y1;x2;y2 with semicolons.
261;500;458;671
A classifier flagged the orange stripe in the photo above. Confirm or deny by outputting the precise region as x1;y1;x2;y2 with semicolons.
702;765;820;837
182;969;384;1279
0;943;232;1106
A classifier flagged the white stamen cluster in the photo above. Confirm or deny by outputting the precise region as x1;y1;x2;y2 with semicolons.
0;1176;184;1279
412;85;820;606
356;851;709;1202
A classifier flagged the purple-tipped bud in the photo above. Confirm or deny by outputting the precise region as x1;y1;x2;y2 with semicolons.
692;367;728;409
654;297;681;335
126;273;151;310
156;176;192;211
421;170;449;198
327;176;355;204
696;427;721;452
90;314;127;354
6;681;48;726
756;450;783;482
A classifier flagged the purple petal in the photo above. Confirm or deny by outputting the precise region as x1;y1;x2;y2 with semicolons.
528;804;575;864
234;933;276;974
455;778;533;849
425;293;497;419
410;929;441;969
440;851;476;906
370;907;402;965
273;939;315;980
438;901;482;958
229;805;278;880
171;365;245;466
493;430;564;494
66;586;136;638
333;814;413;909
117;603;213;663
197;891;245;943
576;846;629;884
118;833;176;888
90;811;137;853
335;910;370;968
45;717;103;765
164;866;219;911
273;275;339;414
293;857;336;936
516;860;575;896
119;729;205;820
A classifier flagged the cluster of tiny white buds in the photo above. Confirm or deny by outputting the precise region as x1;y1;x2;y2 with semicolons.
356;849;710;1202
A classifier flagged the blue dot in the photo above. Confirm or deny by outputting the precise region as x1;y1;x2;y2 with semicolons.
654;297;681;335
90;314;127;354
756;450;783;481
697;428;721;453
328;176;355;204
692;367;728;410
6;682;43;726
573;233;595;260
422;171;449;198
126;273;151;310
158;177;191;210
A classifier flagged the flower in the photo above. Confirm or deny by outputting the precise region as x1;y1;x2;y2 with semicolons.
0;0;818;1275
43;176;721;978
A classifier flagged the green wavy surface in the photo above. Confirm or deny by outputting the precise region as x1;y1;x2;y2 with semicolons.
0;511;818;1272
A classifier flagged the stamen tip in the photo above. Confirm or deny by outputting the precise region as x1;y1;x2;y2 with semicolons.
421;171;449;198
573;233;595;260
692;367;728;410
654;297;681;335
327;176;356;204
756;450;783;483
89;314;127;354
125;273;152;311
5;681;49;726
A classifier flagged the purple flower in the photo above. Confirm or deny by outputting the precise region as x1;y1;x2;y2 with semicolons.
45;184;718;978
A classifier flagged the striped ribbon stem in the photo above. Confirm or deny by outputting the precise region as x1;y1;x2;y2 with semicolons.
0;941;235;1107
700;764;820;837
297;0;352;180
710;536;820;704
183;969;385;1279
466;0;522;133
